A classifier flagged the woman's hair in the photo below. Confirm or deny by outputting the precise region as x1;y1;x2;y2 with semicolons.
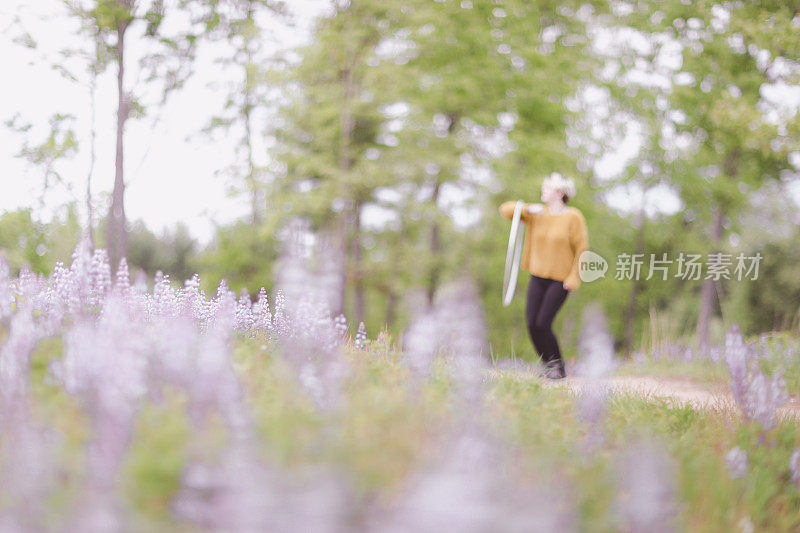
543;172;576;203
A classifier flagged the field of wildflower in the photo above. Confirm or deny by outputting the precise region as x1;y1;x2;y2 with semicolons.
1;242;800;532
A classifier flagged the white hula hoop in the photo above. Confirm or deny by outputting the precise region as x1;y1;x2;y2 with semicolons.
502;200;526;307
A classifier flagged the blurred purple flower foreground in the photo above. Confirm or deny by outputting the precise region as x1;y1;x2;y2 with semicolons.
723;323;789;434
0;241;588;532
0;240;357;532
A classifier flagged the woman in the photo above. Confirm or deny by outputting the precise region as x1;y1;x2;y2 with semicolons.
499;173;588;379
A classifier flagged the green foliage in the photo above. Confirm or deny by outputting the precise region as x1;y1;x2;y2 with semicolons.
122;391;189;522
0;207;82;275
744;239;800;333
127;221;199;284
189;0;290;224
6;113;79;208
196;220;280;295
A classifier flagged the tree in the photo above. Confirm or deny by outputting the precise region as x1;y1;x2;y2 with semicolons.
270;0;408;322
5;113;79;211
189;0;290;225
619;0;800;349
64;0;199;269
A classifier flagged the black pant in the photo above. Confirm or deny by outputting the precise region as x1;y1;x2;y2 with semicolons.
525;274;569;365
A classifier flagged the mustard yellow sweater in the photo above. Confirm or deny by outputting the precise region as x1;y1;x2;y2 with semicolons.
499;201;589;290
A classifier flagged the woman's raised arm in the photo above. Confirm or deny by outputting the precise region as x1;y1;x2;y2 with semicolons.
499;201;541;223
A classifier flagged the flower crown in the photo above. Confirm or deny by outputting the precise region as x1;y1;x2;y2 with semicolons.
543;172;576;200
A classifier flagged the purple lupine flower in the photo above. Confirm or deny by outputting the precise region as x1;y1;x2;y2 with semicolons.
430;276;490;406
576;304;616;453
148;315;200;390
69;236;93;307
724;323;749;412
235;289;254;334
783;340;795;364
614;439;678;533
177;273;200;320
114;258;130;295
0;425;59;531
576;303;617;378
758;332;768;352
745;371;788;432
790;448;800;485
404;308;439;360
724;323;789;431
0;286;58;532
0;303;40;413
354;321;367;350
209;279;237;331
725;446;748;479
15;265;34;299
377;423;578;533
0;256;13;321
173;437;351;532
45;260;67;305
272;289;289;338
17;266;49;305
252;287;272;335
272;290;349;410
184;274;214;327
682;345;694;363
708;344;722;364
333;313;347;339
131;268;148;295
402;307;441;379
89;248;112;307
153;272;181;319
52;295;149;479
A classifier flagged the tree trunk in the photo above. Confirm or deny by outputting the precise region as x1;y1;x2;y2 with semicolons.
333;214;347;317
385;290;396;328
337;55;355;319
244;84;259;225
425;112;459;307
86;67;97;247
107;20;128;271
352;198;364;324
696;203;724;351
426;178;441;307
623;209;646;356
244;1;260;226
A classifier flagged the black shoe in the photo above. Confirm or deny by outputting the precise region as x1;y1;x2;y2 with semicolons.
544;359;566;380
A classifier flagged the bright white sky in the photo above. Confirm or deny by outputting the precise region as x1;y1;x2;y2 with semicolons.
1;1;797;245
0;0;331;244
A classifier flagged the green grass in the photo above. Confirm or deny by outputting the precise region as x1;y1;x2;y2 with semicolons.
614;357;730;387
613;331;800;397
7;334;800;530
487;370;800;531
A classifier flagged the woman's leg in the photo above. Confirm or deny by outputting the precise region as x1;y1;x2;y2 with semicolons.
525;275;548;360
533;280;569;365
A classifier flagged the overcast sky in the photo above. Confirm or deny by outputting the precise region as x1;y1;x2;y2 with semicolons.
0;0;331;244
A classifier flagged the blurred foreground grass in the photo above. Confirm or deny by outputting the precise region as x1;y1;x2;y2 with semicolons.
9;333;800;531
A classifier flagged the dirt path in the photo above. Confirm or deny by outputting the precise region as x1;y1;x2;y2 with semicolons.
488;369;800;421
